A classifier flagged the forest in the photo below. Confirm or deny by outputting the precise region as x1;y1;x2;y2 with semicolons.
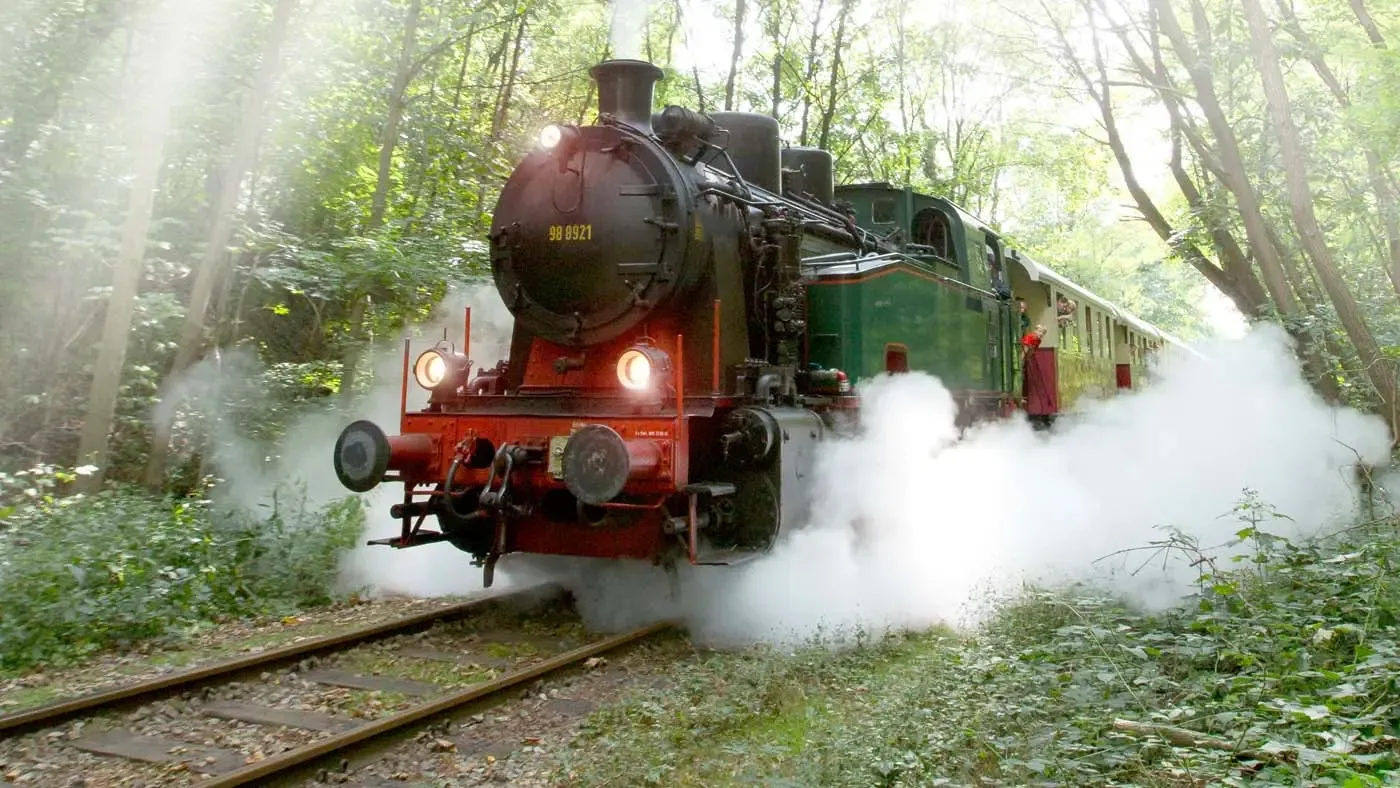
3;0;1400;782
3;0;1398;487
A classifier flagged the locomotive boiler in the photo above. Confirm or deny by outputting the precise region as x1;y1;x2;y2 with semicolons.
333;59;882;585
331;58;1182;586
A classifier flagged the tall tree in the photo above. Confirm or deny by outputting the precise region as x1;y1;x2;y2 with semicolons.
815;0;854;151
1147;0;1298;317
723;0;746;110
144;0;302;488
1240;0;1397;436
1271;0;1400;299
339;0;425;403
76;5;181;489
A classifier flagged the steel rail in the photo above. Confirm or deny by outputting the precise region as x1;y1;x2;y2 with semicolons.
199;620;673;787
0;584;561;736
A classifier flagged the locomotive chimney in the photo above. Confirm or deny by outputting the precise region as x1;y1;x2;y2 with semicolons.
589;59;664;132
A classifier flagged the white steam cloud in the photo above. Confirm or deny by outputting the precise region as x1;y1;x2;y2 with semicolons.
332;284;524;598
152;283;525;599
505;323;1394;646
609;0;656;60
167;285;1396;644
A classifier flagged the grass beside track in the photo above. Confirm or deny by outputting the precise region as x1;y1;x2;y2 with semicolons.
551;515;1400;787
0;467;363;673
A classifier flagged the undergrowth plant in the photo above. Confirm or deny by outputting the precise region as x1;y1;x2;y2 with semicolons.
554;491;1400;787
0;465;363;672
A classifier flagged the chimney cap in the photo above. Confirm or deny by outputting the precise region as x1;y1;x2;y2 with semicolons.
588;59;665;132
588;58;665;80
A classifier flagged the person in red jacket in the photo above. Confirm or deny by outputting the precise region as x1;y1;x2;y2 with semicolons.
1021;324;1047;356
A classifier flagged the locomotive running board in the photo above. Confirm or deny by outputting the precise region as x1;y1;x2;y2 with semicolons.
366;530;453;548
693;548;764;567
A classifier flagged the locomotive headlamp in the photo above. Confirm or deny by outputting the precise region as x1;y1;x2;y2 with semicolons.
616;343;671;392
538;122;580;151
413;348;469;391
539;124;563;150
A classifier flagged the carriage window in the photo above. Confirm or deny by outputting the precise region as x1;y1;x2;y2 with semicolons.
872;198;897;224
910;209;952;260
885;343;909;373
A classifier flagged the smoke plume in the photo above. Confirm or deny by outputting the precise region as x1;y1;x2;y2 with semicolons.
507;323;1393;646
152;283;524;597
332;283;523;597
609;0;655;60
172;284;1395;644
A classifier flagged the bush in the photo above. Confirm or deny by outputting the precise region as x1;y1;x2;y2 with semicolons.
553;495;1400;787
0;465;363;671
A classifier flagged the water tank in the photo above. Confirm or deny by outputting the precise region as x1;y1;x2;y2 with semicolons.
708;111;781;194
781;146;834;204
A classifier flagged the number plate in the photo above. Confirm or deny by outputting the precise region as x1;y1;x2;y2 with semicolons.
548;435;570;479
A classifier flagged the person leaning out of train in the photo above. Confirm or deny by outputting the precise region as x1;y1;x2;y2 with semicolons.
1016;297;1030;334
1021;324;1047;360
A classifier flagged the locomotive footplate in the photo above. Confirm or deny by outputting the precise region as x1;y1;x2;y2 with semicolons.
365;531;453;548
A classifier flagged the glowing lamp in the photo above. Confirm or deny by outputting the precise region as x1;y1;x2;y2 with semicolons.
616;343;670;392
539;124;563;150
413;348;469;391
538;123;581;162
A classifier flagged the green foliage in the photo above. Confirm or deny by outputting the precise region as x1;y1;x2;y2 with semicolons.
553;499;1400;786
0;465;363;672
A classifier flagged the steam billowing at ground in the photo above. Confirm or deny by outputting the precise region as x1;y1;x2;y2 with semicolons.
505;322;1393;647
166;284;1395;647
150;283;527;597
328;285;525;597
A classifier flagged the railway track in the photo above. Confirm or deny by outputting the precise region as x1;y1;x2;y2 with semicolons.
0;584;673;786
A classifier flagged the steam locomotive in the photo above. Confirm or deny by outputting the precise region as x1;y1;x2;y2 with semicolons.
331;59;1182;586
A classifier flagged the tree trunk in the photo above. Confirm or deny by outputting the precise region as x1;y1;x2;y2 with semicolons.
1241;0;1397;435
76;6;179;491
1272;0;1400;299
341;0;424;403
767;0;785;120
1045;1;1262;317
1349;0;1387;47
1149;0;1298;317
815;0;853;152
894;0;912;184
143;0;300;488
370;0;423;230
426;20;480;215
797;0;825;146
490;9;528;141
1097;0;1338;401
723;0;746;111
770;52;782;118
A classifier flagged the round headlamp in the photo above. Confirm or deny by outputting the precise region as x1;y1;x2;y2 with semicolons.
414;350;448;389
616;344;670;392
617;350;651;390
539;124;563;150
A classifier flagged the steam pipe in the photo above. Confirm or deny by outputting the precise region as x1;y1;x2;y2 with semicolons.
755;373;780;401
